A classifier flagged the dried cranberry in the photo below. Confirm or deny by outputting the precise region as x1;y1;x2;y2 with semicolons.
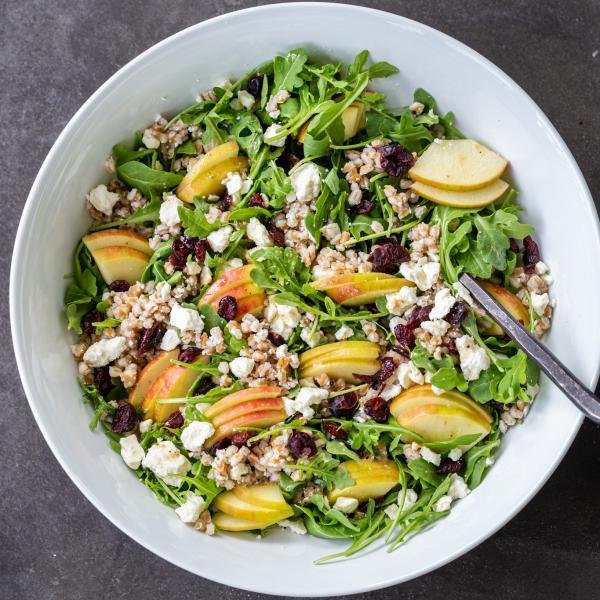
164;410;184;429
406;305;433;328
437;457;465;475
248;193;266;208
378;143;415;177
168;252;187;270
329;392;359;418
323;422;347;440
265;221;285;247
111;401;139;433
231;431;254;447
138;322;165;354
509;238;519;253
267;331;286;346
93;366;113;397
172;236;196;257
220;194;234;211
523;236;540;274
109;280;130;292
194;239;210;264
446;302;468;326
178;347;202;363
195;378;215;395
446;337;457;354
81;309;103;335
277;151;300;173
368;243;410;274
364;396;390;423
217;295;238;320
288;431;317;459
209;437;232;455
370;356;397;388
352;198;375;215
393;325;416;355
246;74;264;97
488;400;505;413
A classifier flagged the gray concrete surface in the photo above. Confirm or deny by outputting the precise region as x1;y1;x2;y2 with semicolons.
2;1;600;598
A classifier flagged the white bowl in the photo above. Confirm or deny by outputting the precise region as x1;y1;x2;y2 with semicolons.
10;3;600;596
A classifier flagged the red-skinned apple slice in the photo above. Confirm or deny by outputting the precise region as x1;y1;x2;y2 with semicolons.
477;280;530;336
82;228;152;256
211;398;285;428
209;409;286;446
128;350;179;408
203;386;282;419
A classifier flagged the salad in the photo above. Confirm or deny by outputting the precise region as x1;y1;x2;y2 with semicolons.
66;49;554;561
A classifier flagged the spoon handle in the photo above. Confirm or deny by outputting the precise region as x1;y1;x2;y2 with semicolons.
458;273;600;423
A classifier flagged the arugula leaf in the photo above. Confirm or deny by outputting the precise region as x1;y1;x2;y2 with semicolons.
112;143;153;166
117;161;183;197
273;48;308;92
90;195;162;232
178;204;222;238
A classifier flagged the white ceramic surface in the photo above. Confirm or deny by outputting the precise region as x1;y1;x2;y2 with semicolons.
10;3;600;596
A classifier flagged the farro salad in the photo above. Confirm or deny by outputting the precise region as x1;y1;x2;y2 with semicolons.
66;49;554;560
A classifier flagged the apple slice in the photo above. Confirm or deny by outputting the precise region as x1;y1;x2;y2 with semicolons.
142;356;206;421
312;273;414;306
91;246;150;285
341;101;366;140
477;280;530;336
232;483;289;510
128;349;179;408
199;265;265;319
390;384;492;444
211;398;285;428
213;512;282;532
411;178;509;208
83;229;153;256
408;139;508;191
204;386;282;419
209;409;287;446
328;459;399;503
215;487;293;522
299;341;381;383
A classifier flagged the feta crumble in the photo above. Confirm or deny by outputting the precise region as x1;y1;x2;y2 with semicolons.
230;356;255;379
138;419;153;434
420;446;441;466
448;474;470;500
88;184;120;216
429;287;456;320
335;325;354;340
530;292;549;316
455;335;490;381
283;387;328;419
119;434;145;469
264;124;287;147
264;299;301;340
246;217;273;247
160;328;181;351
332;497;359;513
181;421;215;454
170;303;204;333
207;225;233;252
433;495;453;512
83;336;127;368
142;440;191;486
400;260;440;291
420;319;450;337
278;519;307;535
290;162;321;202
386;285;418;315
175;492;205;523
159;194;182;226
237;90;255;109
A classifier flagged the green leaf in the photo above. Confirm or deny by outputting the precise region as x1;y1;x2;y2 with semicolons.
407;458;443;487
112;143;153;166
273;48;308;92
178;204;222;238
92;317;121;332
424;434;482;453
367;61;399;79
117;161;183;197
325;440;360;461
228;207;271;222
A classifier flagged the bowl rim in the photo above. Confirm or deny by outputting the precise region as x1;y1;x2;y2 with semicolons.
10;2;600;595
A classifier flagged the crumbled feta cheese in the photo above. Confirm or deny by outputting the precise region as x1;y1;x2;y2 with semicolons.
229;356;255;379
433;495;453;512
455;335;490;381
332;497;359;514
119;435;145;469
398;488;418;512
200;266;212;286
160;328;181;351
448;448;463;462
403;443;422;462
195;402;211;414
420;319;450;337
396;361;424;389
181;421;215;454
170;303;204;333
300;327;325;348
222;257;244;272
159;194;182;226
264;124;286;147
400;260;440;291
386;285;418;315
283;387;328;419
83;336;127;367
429;287;456;320
246;217;273;247
335;325;354;340
278;519;307;535
88;184;120;216
221;171;245;202
290;162;321;202
530;292;550;316
384;503;400;521
175;492;205;523
207;225;233;253
138;419;153;434
534;261;549;275
142;440;191;486
264;298;301;340
371;221;385;233
142;128;161;149
453;281;474;306
237;90;255;109
420;446;441;466
448;474;470;500
321;222;341;241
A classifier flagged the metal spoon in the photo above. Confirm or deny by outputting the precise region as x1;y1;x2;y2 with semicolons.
458;273;600;423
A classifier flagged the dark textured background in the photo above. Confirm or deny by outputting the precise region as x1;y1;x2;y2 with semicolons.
2;1;600;598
